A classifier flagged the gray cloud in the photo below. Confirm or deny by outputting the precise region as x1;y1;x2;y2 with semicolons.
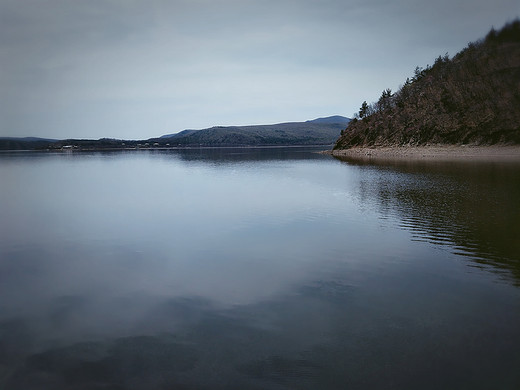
1;0;518;139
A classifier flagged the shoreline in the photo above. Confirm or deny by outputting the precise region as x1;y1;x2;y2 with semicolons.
0;144;332;153
326;145;520;162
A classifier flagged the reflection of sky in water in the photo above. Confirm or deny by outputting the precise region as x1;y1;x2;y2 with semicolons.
1;151;371;318
1;149;520;389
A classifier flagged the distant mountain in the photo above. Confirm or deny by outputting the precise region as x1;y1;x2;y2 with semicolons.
157;116;350;146
0;137;58;150
159;129;198;139
0;116;351;150
0;136;58;142
307;116;351;125
334;20;520;149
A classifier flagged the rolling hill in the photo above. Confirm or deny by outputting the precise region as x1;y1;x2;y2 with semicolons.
156;116;350;146
0;116;350;150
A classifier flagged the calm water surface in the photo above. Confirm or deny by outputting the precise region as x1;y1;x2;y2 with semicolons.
1;147;519;389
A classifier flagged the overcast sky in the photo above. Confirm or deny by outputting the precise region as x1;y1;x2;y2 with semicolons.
1;0;518;140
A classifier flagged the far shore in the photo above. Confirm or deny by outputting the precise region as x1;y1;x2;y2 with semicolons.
324;145;520;162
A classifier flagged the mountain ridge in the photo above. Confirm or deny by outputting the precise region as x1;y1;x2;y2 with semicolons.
0;116;350;150
154;116;350;146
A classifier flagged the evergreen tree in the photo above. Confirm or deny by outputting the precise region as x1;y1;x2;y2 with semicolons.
359;101;369;119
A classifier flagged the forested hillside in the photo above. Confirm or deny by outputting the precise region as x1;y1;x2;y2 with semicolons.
334;20;520;149
155;117;350;146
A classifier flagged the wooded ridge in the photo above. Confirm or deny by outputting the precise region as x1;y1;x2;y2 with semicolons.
334;20;520;150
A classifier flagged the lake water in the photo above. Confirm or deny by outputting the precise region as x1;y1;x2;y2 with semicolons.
1;147;519;389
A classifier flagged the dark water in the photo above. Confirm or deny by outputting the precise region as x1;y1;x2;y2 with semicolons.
1;147;519;389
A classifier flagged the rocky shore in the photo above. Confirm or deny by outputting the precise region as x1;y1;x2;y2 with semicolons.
326;145;520;161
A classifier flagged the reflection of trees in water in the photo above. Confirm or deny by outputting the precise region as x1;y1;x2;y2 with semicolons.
154;146;330;165
338;156;520;285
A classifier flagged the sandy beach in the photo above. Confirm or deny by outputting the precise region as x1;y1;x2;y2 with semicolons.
327;145;520;161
